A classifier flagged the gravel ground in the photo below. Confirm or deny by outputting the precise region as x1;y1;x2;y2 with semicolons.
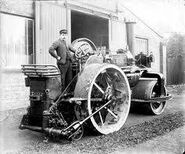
71;112;185;154
0;84;185;154
167;84;185;96
2;110;183;154
124;126;185;154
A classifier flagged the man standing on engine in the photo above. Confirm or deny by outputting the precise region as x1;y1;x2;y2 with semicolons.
49;29;76;92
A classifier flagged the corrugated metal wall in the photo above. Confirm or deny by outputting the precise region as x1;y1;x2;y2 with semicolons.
35;2;67;64
110;19;127;52
35;1;127;63
135;37;148;55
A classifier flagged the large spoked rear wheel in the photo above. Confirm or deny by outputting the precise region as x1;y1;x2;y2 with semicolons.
147;84;167;115
74;63;131;135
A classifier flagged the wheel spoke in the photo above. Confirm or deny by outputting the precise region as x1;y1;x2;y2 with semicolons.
104;107;118;119
152;102;161;109
98;111;104;126
91;98;103;102
78;47;84;56
105;73;112;86
105;77;111;87
78;46;83;52
114;87;125;93
93;82;105;94
113;72;122;81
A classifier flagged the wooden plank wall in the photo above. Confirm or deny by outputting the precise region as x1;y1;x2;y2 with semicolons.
35;1;67;64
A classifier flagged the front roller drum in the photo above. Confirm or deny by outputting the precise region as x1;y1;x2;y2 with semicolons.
147;84;167;115
74;63;131;135
132;78;167;115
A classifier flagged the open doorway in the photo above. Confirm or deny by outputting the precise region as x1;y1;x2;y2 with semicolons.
71;10;109;50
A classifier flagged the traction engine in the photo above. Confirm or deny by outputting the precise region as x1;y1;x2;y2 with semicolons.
19;38;172;141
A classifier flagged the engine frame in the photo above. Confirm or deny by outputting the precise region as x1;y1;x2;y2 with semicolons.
19;39;172;141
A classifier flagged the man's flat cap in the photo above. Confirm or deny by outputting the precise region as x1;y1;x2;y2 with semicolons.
59;29;67;34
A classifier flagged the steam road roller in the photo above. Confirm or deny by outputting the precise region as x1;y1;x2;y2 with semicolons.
19;38;172;141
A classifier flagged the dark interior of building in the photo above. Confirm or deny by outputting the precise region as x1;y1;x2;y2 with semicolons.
71;10;109;49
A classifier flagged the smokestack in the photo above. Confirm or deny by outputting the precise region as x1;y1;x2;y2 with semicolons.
125;21;136;56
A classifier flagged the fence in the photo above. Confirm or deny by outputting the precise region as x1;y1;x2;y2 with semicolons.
167;55;185;85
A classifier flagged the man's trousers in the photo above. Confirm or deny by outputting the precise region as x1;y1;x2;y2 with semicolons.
57;60;73;92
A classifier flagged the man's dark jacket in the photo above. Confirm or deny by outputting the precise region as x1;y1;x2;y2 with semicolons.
48;39;74;64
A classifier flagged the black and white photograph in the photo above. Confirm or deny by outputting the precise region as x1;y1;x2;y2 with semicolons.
0;0;185;153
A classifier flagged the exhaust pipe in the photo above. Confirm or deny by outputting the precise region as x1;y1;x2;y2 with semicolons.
125;21;136;56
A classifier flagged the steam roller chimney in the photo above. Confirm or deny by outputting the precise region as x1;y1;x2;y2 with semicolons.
125;21;136;56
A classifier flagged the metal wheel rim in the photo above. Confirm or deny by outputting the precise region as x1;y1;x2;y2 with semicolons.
87;64;131;134
150;86;167;115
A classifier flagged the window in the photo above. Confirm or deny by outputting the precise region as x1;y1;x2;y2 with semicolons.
135;37;148;55
1;14;34;69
